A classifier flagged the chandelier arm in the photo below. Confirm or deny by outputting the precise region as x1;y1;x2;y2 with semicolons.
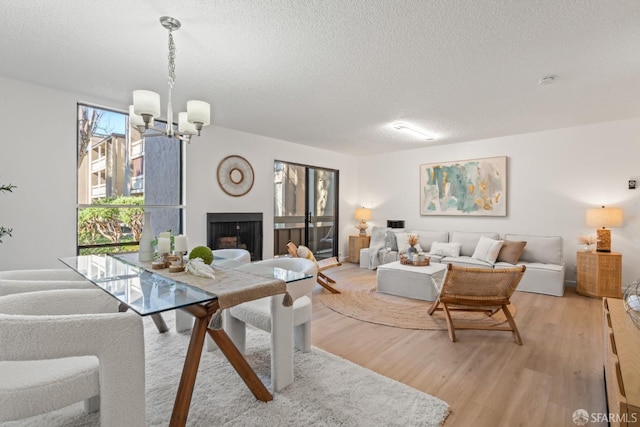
144;124;193;140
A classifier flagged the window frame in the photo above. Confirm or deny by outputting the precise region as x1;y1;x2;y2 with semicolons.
76;102;185;255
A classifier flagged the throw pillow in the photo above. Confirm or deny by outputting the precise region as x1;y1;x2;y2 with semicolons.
394;232;423;253
496;240;527;264
471;236;504;264
385;228;402;251
296;244;318;267
429;242;461;257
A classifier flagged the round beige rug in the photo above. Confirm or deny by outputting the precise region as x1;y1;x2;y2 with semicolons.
317;277;516;330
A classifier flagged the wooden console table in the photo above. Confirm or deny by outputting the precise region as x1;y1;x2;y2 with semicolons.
603;298;640;426
577;251;622;298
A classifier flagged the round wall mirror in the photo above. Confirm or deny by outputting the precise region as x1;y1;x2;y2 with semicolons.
216;155;254;197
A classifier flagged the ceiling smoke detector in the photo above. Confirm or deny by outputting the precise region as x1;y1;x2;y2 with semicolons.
538;75;557;85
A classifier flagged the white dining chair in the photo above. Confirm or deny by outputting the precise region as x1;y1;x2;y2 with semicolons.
0;278;94;296
0;268;87;281
175;248;252;333
223;257;317;391
0;288;145;426
212;248;252;268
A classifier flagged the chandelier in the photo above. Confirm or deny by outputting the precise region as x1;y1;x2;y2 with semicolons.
129;16;210;143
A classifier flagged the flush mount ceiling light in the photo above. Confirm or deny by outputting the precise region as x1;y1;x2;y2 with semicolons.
391;122;435;140
130;16;211;143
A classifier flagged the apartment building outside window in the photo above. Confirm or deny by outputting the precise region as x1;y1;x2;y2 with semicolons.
77;104;183;255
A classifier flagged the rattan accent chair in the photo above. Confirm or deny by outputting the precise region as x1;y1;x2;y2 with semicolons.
428;264;526;344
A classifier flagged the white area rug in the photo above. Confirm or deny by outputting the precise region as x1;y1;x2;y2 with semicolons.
2;311;449;426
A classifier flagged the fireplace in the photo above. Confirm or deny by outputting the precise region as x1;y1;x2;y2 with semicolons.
206;213;263;261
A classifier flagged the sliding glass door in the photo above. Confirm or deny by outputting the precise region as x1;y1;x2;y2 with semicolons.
274;161;338;259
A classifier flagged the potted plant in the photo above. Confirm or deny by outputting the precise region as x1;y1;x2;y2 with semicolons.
0;182;16;243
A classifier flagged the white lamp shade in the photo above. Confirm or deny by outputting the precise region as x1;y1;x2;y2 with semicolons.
187;100;211;125
586;206;623;228
133;90;161;118
178;112;197;134
129;105;152;128
355;208;372;220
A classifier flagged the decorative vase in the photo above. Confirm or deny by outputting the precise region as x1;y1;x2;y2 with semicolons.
139;212;154;262
407;245;418;259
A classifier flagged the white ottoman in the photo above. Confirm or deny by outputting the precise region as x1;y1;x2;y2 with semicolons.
376;261;447;301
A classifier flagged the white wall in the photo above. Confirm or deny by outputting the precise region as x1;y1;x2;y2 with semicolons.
184;126;357;259
357;118;640;286
0;76;79;270
0;76;358;270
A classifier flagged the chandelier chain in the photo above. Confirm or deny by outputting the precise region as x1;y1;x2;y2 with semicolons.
167;31;176;88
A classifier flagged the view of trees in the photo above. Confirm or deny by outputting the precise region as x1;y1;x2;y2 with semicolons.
78;196;144;252
77;106;103;166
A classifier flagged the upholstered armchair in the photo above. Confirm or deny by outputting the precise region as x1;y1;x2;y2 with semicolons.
0;268;93;297
175;248;252;334
0;268;87;281
0;278;94;296
0;288;145;426
224;257;317;391
212;248;252;268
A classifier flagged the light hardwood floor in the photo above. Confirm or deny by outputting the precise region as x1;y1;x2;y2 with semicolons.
310;263;608;427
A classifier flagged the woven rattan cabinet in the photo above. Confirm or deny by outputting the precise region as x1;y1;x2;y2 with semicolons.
577;251;622;298
348;235;370;264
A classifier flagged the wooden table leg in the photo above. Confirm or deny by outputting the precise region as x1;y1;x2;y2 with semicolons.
207;328;273;402
169;303;273;427
170;314;208;427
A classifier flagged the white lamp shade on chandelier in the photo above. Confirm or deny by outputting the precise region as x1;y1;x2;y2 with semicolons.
187;101;211;126
133;90;161;119
129;105;151;129
178;112;197;134
130;16;211;142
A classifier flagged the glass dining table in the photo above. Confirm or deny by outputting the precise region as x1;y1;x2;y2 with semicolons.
59;253;310;427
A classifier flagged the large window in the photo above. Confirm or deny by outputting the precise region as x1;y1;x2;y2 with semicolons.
77;104;183;255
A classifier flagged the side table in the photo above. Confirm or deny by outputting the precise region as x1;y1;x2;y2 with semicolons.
349;235;370;264
576;251;622;298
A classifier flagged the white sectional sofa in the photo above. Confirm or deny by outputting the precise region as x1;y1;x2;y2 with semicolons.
360;227;565;297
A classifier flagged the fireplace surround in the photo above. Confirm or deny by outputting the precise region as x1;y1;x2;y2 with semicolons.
206;212;263;261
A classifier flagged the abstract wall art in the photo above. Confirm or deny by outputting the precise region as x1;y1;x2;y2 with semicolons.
420;156;507;216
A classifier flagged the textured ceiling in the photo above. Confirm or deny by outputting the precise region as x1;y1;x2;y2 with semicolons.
2;0;640;155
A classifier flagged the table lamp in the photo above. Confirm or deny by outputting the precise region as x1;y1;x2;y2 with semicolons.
354;207;372;236
586;206;623;252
